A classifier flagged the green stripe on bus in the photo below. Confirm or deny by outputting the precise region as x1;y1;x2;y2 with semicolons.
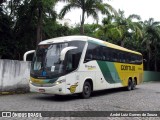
97;61;115;83
97;61;121;84
106;62;121;83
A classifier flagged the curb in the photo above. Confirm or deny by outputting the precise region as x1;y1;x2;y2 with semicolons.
0;91;29;95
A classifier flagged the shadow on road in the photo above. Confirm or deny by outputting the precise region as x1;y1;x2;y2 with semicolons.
32;94;80;102
91;87;137;97
31;87;139;102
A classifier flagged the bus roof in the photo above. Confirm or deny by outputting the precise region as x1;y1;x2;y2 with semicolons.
39;35;142;55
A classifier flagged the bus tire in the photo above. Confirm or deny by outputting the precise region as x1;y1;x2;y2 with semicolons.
81;81;91;99
131;79;136;90
127;79;132;91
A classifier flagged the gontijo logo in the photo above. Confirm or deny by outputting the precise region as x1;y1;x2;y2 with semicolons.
121;65;135;71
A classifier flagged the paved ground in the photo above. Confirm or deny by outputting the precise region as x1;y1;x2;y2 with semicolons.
0;82;160;120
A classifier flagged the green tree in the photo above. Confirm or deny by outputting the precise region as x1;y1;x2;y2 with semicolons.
0;1;14;59
12;0;71;59
29;0;58;45
59;0;117;35
95;15;118;42
111;10;142;47
96;10;142;47
142;18;160;71
70;23;100;37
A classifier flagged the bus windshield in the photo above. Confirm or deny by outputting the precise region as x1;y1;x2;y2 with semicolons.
31;41;86;79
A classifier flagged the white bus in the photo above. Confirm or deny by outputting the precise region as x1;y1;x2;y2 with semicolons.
24;36;143;98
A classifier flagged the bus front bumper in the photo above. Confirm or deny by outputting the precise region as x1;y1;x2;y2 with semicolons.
29;83;66;95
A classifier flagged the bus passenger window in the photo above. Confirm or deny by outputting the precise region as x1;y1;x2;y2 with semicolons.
85;51;93;61
85;42;98;61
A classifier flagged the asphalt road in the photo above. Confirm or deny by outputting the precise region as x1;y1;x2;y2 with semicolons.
0;82;160;120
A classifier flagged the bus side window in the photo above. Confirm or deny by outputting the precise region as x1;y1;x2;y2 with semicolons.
110;50;114;62
108;49;112;61
102;47;106;61
122;52;126;63
131;54;136;64
97;46;103;61
94;49;97;60
84;42;97;62
128;53;131;63
126;53;129;63
92;47;96;60
136;55;142;64
114;50;118;62
86;51;93;60
104;47;109;61
113;51;116;62
119;52;123;62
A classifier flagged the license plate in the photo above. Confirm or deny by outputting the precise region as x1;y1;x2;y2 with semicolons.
39;89;45;93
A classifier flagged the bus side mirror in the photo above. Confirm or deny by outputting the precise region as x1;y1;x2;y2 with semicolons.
60;46;77;61
23;50;35;61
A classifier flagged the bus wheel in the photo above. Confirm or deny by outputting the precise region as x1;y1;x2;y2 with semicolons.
131;79;136;90
127;79;132;91
81;81;91;99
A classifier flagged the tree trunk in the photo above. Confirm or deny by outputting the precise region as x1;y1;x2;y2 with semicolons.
9;0;13;16
36;1;43;45
37;22;42;45
80;10;85;35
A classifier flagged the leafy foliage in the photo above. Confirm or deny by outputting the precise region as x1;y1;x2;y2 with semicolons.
0;0;71;59
1;1;160;71
142;18;160;71
0;9;14;59
59;0;117;34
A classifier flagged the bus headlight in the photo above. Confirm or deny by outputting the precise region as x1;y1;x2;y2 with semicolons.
54;79;66;85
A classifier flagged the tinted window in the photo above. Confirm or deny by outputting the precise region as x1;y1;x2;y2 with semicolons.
85;42;98;61
84;42;142;65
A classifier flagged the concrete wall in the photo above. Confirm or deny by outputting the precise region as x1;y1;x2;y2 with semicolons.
143;71;160;82
0;59;30;93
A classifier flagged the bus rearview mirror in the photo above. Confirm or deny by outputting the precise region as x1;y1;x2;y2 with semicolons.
23;50;35;61
60;46;77;61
